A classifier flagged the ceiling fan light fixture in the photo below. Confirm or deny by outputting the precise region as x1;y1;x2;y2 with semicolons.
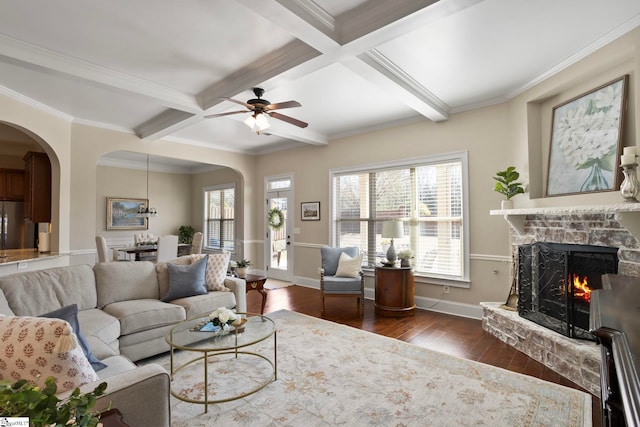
255;113;270;130
244;113;270;134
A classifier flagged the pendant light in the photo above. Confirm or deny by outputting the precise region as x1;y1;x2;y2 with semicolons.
137;154;158;218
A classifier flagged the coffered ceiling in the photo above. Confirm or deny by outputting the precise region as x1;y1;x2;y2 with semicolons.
0;0;639;157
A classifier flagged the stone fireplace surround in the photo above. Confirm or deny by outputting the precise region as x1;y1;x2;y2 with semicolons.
483;203;640;396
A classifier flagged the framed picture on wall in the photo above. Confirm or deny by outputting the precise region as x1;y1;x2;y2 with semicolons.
106;197;148;230
546;75;628;196
301;201;320;221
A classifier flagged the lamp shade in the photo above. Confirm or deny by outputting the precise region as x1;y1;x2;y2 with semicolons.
382;221;403;239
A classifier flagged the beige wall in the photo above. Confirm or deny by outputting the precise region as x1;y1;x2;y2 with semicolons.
96;166;193;240
0;27;638;317
254;103;513;308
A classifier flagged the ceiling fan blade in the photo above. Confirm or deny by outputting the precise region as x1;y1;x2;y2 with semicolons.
204;110;248;119
219;97;254;110
264;100;301;111
268;111;308;128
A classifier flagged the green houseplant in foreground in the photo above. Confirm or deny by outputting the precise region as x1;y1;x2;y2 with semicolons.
0;376;107;427
493;166;525;205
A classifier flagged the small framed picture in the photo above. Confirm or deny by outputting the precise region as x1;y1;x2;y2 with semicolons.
301;201;320;221
106;197;148;230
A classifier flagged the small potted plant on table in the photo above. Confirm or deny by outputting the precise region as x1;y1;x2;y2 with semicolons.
235;259;251;278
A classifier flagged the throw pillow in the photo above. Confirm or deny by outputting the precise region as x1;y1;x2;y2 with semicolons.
335;252;363;278
0;316;99;392
192;252;231;291
40;304;107;371
162;254;208;302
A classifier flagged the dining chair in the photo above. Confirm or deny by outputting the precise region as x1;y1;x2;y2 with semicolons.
156;235;179;262
95;236;110;263
190;232;203;255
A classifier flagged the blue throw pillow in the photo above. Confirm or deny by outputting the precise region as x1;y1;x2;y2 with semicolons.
162;254;208;302
40;304;107;371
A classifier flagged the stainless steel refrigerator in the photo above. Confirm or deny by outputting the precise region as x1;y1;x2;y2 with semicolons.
0;201;36;250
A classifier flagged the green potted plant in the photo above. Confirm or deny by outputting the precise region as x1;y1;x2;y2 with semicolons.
493;166;525;209
235;259;251;278
178;225;195;244
0;376;107;427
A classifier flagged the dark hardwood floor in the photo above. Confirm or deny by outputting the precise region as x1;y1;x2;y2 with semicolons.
247;284;602;426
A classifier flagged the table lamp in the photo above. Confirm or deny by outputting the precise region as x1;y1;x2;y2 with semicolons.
382;220;404;263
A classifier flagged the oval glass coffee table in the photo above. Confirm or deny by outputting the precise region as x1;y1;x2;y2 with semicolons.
165;312;276;413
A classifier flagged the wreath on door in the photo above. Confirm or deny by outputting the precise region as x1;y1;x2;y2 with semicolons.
267;207;285;230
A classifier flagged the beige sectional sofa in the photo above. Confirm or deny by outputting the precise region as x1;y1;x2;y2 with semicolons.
0;255;246;427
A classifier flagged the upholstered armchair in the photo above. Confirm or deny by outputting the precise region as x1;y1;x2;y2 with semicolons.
320;246;364;316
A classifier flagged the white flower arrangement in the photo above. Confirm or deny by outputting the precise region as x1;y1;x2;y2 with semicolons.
397;249;414;260
209;307;238;330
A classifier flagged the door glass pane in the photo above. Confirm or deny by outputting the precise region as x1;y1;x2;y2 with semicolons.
270;197;287;270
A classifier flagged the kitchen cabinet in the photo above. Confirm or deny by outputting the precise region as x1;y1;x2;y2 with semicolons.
23;151;51;223
0;169;25;201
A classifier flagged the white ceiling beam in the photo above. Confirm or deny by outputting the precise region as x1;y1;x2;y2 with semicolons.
0;34;200;113
199;40;321;110
266;125;328;146
138;40;322;142
356;50;449;121
136;110;202;142
240;0;481;123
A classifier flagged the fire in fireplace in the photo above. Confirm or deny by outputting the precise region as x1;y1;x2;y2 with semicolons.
517;242;618;340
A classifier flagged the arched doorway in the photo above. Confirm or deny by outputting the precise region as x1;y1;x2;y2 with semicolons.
0;122;53;251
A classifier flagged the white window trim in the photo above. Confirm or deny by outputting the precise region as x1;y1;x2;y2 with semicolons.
329;151;470;288
203;183;236;254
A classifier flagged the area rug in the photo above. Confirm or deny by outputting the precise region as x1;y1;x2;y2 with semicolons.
263;279;293;290
140;310;591;426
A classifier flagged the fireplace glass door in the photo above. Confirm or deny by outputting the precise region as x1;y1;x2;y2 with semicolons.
517;242;618;340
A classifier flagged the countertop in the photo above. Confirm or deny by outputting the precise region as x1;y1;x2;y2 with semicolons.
0;248;60;265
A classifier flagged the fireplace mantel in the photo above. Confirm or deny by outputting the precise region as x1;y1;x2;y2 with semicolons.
490;203;640;238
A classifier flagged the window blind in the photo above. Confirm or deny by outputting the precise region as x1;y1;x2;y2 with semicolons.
204;185;235;252
331;152;468;282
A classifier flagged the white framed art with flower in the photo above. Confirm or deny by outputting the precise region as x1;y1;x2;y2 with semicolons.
546;75;628;196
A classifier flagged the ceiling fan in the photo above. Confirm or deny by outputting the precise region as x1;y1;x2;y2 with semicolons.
205;87;308;134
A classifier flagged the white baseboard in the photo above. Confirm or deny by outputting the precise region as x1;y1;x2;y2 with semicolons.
292;276;482;320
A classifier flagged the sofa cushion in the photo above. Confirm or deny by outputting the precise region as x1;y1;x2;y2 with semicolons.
0;265;98;315
40;304;107;371
193;252;231;291
94;355;137;381
0;289;14;316
103;299;185;335
155;256;193;298
0;316;99;392
161;255;208;302
169;291;237;319
94;262;160;308
76;308;120;360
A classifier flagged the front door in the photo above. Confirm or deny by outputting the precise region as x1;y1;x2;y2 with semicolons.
265;176;293;282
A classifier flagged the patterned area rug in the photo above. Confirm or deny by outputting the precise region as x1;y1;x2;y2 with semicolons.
140;310;592;426
263;279;292;290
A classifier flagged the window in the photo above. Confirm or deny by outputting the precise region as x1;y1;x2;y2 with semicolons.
331;151;469;285
203;184;235;252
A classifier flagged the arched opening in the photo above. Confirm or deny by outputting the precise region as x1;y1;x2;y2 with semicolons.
0;122;54;253
95;150;244;261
